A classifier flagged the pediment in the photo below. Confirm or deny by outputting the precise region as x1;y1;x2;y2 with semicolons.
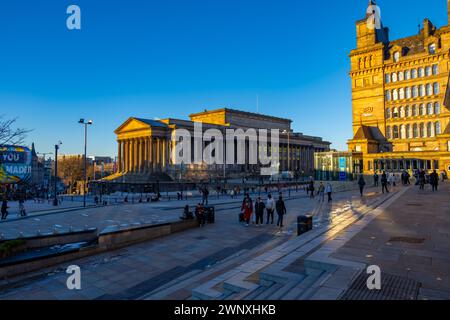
114;118;151;134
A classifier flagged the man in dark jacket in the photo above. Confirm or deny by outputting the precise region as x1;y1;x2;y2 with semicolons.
1;196;8;220
254;197;265;226
381;171;389;194
429;170;439;192
276;196;287;228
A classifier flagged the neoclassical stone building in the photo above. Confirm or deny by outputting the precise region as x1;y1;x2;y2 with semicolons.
107;108;330;183
347;0;450;174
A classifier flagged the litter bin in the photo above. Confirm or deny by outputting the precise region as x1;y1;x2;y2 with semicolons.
297;215;313;236
204;206;215;224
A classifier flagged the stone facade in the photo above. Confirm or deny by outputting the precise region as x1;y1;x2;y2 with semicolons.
347;0;450;174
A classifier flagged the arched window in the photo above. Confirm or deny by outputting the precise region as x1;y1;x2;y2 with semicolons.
435;121;441;134
393;125;399;139
413;124;419;138
406;124;411;139
434;102;440;114
412;86;419;98
386;108;391;119
432;64;439;75
425;66;432;77
392;73;398;82
405;70;411;80
394;52;400;62
385;73;391;83
399;88;405;99
420;104;426;116
433;82;440;95
400;124;406;139
412;105;418;116
398;72;404;81
411;69;417;79
393;107;399;118
393;89;399;100
419;85;425;97
399;106;405;118
427;122;433;137
405;105;410;117
420;123;425;137
418;67;425;77
386;126;392;139
429;43;436;54
406;87;412;99
426;84;433;96
427;103;433;115
385;90;391;101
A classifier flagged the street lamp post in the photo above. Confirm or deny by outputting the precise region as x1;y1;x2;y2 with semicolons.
79;118;93;207
53;141;62;206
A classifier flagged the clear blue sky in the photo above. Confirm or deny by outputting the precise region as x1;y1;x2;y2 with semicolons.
0;0;447;157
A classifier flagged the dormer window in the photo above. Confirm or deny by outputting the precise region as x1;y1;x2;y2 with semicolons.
393;52;400;62
429;43;436;54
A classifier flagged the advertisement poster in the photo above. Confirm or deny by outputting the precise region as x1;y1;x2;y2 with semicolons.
0;145;32;184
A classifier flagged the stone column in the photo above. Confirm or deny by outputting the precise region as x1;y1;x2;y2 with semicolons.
133;139;138;172
148;137;153;173
117;141;122;172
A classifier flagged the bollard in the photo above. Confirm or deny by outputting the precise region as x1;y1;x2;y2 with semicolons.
297;215;313;236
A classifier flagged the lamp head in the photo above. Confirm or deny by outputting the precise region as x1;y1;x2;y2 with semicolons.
79;118;85;124
87;120;93;125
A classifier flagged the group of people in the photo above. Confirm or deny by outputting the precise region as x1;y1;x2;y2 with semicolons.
307;179;333;202
1;196;27;220
240;193;287;228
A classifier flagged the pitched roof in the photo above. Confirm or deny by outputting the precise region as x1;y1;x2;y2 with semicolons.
353;126;375;140
134;118;168;128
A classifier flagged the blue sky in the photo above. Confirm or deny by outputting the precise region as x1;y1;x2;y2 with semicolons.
0;0;447;157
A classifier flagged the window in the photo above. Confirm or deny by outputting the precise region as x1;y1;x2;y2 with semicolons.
413;124;419;138
425;66;432;77
420;104;426;116
386;108;391;118
432;64;439;75
434;102;440;114
420;123;425;137
429;43;436;54
393;107;399;118
393;89;399;101
393;125;399;139
386;126;391;139
419;85;425;97
412;104;418;116
418;67;425;77
392;73;398;82
385;74;391;83
406;87;412;99
426;84;433;96
411;69;417;79
406;124;411;138
412;86;419;98
394;52;400;62
405;105;410;117
385;90;391;101
435;121;441;134
400;125;406;139
427;103;433;115
399;88;405;99
398;72;404;81
433;82;440;95
405;70;411;80
427;122;433;137
400;106;405;118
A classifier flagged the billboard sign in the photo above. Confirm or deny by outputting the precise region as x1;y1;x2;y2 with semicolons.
0;145;32;184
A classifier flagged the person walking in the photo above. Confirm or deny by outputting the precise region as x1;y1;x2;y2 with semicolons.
1;196;8;220
308;179;315;199
373;172;379;187
317;182;325;202
418;169;426;190
254;197;265;227
241;198;253;227
325;183;333;202
19;197;26;217
202;187;209;205
358;175;366;197
275;195;287;228
266;193;275;224
381;171;389;194
430;170;439;192
195;203;205;227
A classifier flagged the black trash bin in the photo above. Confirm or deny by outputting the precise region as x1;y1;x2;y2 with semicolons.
297;215;313;236
204;206;215;224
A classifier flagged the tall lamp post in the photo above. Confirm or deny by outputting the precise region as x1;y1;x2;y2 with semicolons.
53;141;62;206
78;118;93;207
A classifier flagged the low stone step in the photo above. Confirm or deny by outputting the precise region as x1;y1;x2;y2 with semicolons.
242;285;271;300
253;283;284;300
265;276;307;300
281;273;323;300
297;271;333;300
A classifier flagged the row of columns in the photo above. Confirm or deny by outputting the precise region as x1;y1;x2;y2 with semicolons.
117;137;169;173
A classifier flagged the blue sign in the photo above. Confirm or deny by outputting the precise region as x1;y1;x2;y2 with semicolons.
339;172;347;181
0;145;32;184
339;157;347;171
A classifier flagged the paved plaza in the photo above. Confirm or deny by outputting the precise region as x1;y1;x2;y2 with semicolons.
0;182;448;300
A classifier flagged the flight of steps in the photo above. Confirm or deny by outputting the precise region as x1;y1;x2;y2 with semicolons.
105;172;173;184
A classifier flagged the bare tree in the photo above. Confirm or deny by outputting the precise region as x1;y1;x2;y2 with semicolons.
0;115;32;145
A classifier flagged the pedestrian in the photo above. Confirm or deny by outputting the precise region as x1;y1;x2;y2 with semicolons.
325;183;333;202
241;198;253;227
202;187;209;205
266;193;275;224
317;182;325;202
373;172;379;187
195;203;205;227
1;196;8;220
418;169;426;190
276;195;287;228
381;171;389;193
254;197;265;227
19;197;26;217
308;179;315;199
430;170;439;192
358;175;366;197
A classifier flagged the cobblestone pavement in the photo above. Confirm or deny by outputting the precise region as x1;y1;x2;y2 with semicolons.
332;181;450;300
0;186;383;300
